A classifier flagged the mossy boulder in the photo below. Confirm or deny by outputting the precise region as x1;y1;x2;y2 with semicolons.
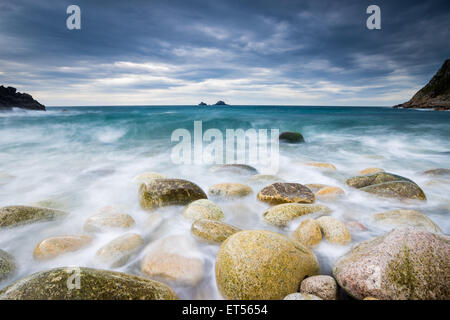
0;250;15;282
139;179;207;210
191;219;241;243
333;228;450;300
215;230;319;300
316;216;351;245
257;183;315;205
210;164;258;175
291;219;323;247
96;233;144;268
263;203;331;227
346;172;426;201
300;275;338;300
0;205;67;228
33;235;93;260
209;183;253;198
279;131;305;143
182;199;224;221
0;267;178;299
373;209;442;233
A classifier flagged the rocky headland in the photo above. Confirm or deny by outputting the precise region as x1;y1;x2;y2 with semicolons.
0;86;45;111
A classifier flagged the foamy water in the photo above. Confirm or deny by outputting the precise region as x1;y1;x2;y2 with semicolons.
0;106;449;299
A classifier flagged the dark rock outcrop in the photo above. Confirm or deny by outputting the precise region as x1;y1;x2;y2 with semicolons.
213;100;228;106
393;59;450;111
198;102;207;106
0;86;45;111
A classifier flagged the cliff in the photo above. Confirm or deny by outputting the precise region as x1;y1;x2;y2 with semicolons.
0;86;45;111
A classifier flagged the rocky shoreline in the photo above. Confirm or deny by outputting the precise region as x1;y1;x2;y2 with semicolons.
0;86;45;111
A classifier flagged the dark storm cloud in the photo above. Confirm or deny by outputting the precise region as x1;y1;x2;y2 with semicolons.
0;0;449;105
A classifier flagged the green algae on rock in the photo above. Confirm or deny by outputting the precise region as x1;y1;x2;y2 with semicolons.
257;182;315;205
373;209;442;233
333;228;450;300
182;199;224;221
279;131;305;143
0;205;68;228
0;249;16;282
263;203;331;227
191;219;241;243
139;179;207;211
215;230;319;300
0;267;178;299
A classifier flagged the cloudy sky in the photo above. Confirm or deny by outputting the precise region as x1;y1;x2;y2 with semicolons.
0;0;449;106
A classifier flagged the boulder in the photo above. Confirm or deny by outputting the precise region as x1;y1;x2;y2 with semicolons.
423;168;450;177
346;172;413;189
139;179;207;210
263;203;331;227
279;132;305;143
305;162;336;171
300;275;338;300
215;230;319;299
257;183;315;205
0;206;67;228
291;219;323;247
133;172;165;184
373;209;442;233
360;168;385;175
283;292;322;300
84;207;135;233
182;199;224;221
210;164;258;175
95;233;144;268
316;216;351;245
33;235;93;260
141;235;204;286
248;174;284;184
0;267;178;299
333;228;450;300
315;186;345;200
209;183;253;198
0;250;15;282
191;219;241;243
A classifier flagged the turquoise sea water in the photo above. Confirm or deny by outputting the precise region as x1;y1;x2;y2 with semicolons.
0;106;449;299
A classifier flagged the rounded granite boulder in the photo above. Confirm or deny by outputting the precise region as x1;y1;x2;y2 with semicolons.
133;172;165;184
215;230;319;300
210;164;258;175
208;183;253;198
373;209;442;233
283;292;322;300
257;183;315;205
191;219;241;243
0;205;67;228
33;235;93;260
0;267;178;299
291;219;323;247
279;131;305;143
182;199;224;221
333;228;450;300
300;275;338;300
84;207;135;233
0;249;16;282
423;168;450;177
95;233;144;268
262;203;331;227
359;168;385;175
315;186;345;200
316;216;351;245
139;179;207;210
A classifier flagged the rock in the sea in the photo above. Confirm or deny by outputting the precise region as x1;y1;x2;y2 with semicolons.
191;219;241;243
182;199;224;221
283;292;322;300
210;164;258;175
215;230;319;300
316;216;351;245
133;172;165;184
213;100;228;106
139;179;207;210
141;235;204;286
373;209;442;233
300;275;338;300
360;168;385;175
0;205;67;228
33;235;93;260
291;219;323;247
209;183;253;198
0;85;45;111
333;228;450;300
0;267;178;299
248;174;284;184
305;162;337;171
0;250;15;282
279;131;305;143
423;168;450;177
84;207;135;233
95;233;144;268
263;203;331;227
257;183;315;205
315;186;345;200
346;172;426;201
305;184;329;192
393;59;450;111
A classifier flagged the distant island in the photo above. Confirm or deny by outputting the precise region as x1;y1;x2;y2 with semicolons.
198;100;229;106
0;86;45;111
393;59;449;111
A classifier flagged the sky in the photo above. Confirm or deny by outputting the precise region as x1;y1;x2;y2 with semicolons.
0;0;449;106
